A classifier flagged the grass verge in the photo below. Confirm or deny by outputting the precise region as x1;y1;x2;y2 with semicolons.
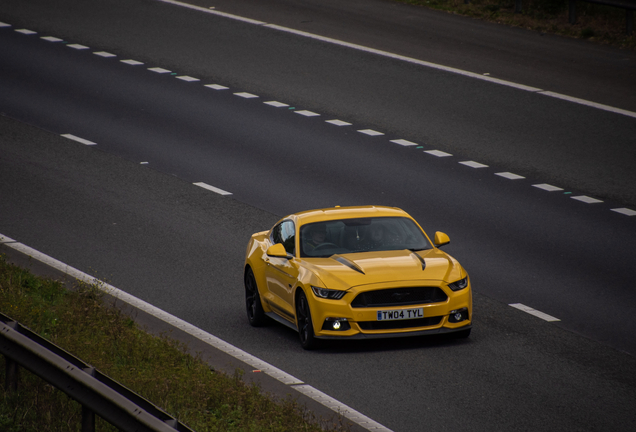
0;255;349;432
394;0;636;49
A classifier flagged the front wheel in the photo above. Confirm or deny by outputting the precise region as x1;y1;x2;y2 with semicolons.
245;267;267;327
296;291;319;350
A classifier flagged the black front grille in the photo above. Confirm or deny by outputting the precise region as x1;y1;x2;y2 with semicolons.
358;316;443;330
351;287;447;308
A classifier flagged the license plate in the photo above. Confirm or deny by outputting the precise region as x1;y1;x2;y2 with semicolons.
377;308;424;321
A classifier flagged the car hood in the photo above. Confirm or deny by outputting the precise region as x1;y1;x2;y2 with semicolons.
303;249;463;290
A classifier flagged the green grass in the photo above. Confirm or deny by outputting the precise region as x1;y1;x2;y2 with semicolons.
394;0;635;49
0;255;349;432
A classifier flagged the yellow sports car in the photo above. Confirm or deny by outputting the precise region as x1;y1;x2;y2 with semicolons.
244;206;472;349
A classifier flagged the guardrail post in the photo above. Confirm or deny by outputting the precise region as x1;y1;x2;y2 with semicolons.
82;405;96;432
5;356;19;392
82;367;96;432
569;0;577;24
627;9;634;35
515;0;522;13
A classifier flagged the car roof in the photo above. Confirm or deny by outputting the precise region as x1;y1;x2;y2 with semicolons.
288;205;410;225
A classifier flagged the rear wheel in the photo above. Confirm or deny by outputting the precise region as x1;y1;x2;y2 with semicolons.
296;291;319;350
245;267;266;327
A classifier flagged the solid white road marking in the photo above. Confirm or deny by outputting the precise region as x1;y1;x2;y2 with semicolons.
425;150;453;157
540;91;636;119
571;195;603;204
292;385;393;432
193;182;233;196
532;183;563;192
61;134;96;146
460;161;489;168
509;303;560;322
496;172;525;180
0;233;395;431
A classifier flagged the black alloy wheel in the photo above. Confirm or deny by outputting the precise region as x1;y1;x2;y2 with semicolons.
296;291;318;350
245;267;266;327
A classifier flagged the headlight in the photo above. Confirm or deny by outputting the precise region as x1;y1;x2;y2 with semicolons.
448;277;468;292
311;286;346;300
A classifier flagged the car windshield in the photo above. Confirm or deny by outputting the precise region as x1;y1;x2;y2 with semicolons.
299;217;431;258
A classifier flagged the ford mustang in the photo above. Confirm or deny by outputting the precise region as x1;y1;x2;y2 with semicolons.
243;206;472;349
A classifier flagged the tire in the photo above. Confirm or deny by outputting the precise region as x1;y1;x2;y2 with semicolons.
245;267;267;327
296;291;319;350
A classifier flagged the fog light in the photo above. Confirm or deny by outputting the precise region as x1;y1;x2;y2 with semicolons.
449;308;469;323
322;318;351;331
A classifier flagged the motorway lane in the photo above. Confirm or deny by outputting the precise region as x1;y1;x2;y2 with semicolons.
1;0;636;208
1;14;635;355
1;0;636;431
2;116;636;432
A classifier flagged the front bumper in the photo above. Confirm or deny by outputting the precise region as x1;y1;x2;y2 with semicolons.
308;281;473;339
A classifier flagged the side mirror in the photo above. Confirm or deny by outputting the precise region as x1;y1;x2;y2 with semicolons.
434;231;450;248
267;243;291;259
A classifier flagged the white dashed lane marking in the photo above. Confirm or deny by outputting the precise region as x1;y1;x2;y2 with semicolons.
532;183;563;192
390;139;418;146
193;182;233;196
509;303;561;322
93;51;116;58
358;129;384;136
5;20;635;218
425;150;453;157
205;84;229;90
61;134;96;146
571;195;603;204
326;119;352;126
234;92;259;99
496;172;525;180
67;44;89;50
295;110;320;117
460;161;489;168
264;101;289;107
148;67;171;73
176;75;200;82
612;208;636;216
121;59;144;65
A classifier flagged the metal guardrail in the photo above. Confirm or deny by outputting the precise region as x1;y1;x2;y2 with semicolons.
0;312;195;432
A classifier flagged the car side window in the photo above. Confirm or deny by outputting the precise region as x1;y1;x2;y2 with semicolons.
271;220;296;256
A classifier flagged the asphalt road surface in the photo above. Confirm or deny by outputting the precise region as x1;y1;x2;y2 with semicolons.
1;0;635;431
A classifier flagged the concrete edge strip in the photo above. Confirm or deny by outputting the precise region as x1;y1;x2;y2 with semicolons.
154;0;636;119
0;233;393;431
